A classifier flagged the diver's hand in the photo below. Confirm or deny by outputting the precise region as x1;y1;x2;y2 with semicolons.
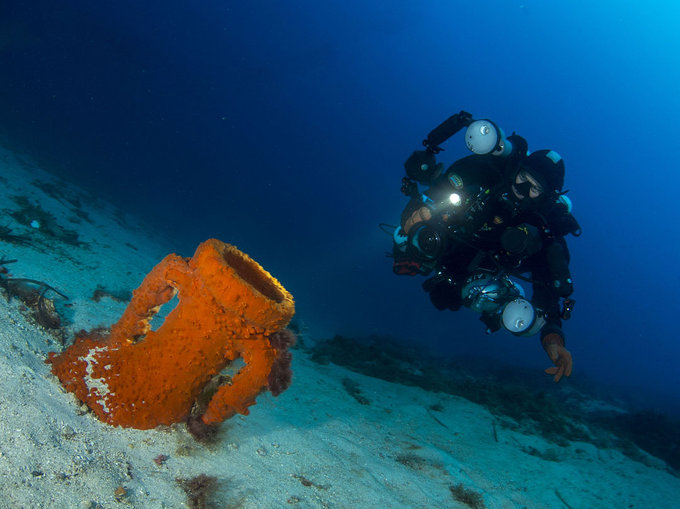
403;206;432;234
542;332;573;383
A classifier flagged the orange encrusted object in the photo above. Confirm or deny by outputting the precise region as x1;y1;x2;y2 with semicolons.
48;239;295;429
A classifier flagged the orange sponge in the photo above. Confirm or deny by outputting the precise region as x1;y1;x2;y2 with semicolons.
48;239;295;429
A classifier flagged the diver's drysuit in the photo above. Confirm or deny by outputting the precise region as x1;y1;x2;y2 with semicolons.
395;138;581;339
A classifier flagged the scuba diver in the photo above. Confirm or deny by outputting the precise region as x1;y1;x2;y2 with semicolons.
390;111;581;382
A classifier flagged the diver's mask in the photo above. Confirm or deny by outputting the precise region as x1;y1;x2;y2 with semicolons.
511;169;548;208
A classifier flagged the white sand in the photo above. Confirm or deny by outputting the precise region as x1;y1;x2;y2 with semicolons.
1;145;678;508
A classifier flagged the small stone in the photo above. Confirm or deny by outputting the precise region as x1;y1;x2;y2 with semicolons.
61;425;76;440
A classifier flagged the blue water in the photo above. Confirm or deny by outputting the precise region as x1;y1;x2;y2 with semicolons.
2;1;679;414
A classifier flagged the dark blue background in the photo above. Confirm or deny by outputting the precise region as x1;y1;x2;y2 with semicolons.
2;1;678;412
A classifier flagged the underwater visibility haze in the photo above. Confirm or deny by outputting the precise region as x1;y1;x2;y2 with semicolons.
1;1;680;505
2;0;679;411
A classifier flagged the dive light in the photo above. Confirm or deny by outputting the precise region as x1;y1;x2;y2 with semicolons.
501;298;545;336
465;119;513;157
